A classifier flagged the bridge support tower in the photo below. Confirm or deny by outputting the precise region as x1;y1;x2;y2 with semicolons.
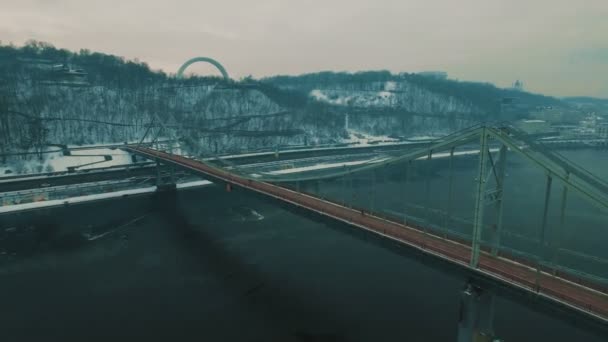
155;159;176;192
457;282;502;342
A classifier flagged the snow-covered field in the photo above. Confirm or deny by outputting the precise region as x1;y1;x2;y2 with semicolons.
310;88;396;107
50;148;134;171
405;135;440;141
1;148;135;177
0;139;182;178
308;80;475;115
0;180;212;214
264;157;390;175
253;147;495;178
342;129;400;145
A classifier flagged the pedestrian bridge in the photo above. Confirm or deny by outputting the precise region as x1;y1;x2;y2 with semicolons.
126;125;608;340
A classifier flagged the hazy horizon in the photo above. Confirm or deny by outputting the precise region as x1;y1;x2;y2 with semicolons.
2;0;607;98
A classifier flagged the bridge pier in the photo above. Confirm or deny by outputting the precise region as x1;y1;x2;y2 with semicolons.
457;282;502;342
155;159;176;192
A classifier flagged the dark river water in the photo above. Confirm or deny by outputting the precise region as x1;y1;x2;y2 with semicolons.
0;148;607;341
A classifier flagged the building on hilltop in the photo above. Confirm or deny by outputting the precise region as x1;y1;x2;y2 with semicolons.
515;119;551;135
43;63;88;86
512;80;524;91
15;58;89;86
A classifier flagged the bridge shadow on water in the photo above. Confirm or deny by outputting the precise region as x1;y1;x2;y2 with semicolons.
153;189;352;341
151;186;460;341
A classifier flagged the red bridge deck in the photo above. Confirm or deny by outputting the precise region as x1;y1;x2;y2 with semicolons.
128;146;608;323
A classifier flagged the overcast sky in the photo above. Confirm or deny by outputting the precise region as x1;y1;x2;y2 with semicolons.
1;0;607;97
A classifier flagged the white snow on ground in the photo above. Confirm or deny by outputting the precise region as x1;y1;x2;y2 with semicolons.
46;148;134;172
0;186;156;213
310;88;395;107
378;91;393;98
406;135;440;141
310;89;331;102
1;148;134;176
263;148;498;176
1;140;181;177
265;157;389;175
342;129;399;146
215;140;413;160
418;148;500;160
0;180;212;214
65;139;151;149
175;180;212;189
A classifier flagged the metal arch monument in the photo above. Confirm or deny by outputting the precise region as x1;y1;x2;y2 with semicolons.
176;57;229;80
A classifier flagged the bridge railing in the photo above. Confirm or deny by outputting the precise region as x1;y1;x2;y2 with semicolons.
279;173;608;293
266;128;608;291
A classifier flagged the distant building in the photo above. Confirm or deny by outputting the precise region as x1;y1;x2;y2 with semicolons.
529;107;584;125
515;119;550;134
598;123;608;139
47;63;88;86
579;114;605;134
16;59;88;86
512;80;524;91
417;71;448;80
552;124;579;137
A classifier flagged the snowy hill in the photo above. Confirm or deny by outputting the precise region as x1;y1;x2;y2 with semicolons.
0;42;567;169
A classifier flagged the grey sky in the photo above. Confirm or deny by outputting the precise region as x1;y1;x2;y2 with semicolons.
1;0;607;97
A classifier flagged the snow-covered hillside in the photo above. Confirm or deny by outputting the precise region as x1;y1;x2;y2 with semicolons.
310;80;477;114
1;43;564;169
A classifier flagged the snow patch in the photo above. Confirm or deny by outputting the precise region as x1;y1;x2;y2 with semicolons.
176;180;212;189
47;148;134;172
1;147;137;177
309;88;395;107
342;130;399;145
417;148;500;160
0;180;212;214
265;157;389;175
0;186;156;213
406;135;440;141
